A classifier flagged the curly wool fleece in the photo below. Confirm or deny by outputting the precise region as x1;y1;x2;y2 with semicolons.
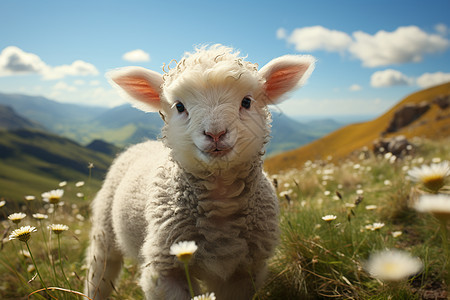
85;45;315;300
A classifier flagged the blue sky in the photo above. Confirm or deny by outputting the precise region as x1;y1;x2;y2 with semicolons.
1;0;449;120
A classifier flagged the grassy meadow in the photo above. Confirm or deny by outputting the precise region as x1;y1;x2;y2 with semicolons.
0;137;449;299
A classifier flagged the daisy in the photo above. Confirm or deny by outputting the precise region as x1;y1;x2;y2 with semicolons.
32;213;49;220
414;194;450;221
9;225;37;242
170;241;198;263
192;292;216;300
391;231;403;238
364;249;422;281
59;181;67;187
371;222;385;231
75;181;85;187
365;205;377;211
321;215;337;223
24;195;35;201
0;200;5;208
42;189;64;204
8;212;26;224
48;224;69;234
407;161;450;192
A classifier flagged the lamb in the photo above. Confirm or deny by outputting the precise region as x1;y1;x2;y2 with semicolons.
84;44;315;300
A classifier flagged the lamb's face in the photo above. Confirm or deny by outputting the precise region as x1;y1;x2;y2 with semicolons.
108;45;315;176
161;66;269;174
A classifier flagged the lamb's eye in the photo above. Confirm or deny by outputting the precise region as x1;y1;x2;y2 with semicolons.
241;97;252;109
175;102;185;113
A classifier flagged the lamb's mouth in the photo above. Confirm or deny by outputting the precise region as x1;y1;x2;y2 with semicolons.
204;147;233;157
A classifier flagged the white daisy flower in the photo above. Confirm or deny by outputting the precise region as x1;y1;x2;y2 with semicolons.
24;195;35;201
170;241;198;263
365;205;377;211
42;189;64;204
8;212;26;224
371;222;385;231
48;224;69;234
32;213;48;220
0;200;5;208
75;181;85;187
407;161;450;191
321;215;337;223
364;249;422;281
192;292;216;300
9;226;37;242
59;181;67;187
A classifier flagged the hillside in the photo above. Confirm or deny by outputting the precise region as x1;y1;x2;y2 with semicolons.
264;82;450;174
0;104;44;130
0;129;116;202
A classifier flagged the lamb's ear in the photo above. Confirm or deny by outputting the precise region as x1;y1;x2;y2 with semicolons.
107;66;163;112
259;55;315;104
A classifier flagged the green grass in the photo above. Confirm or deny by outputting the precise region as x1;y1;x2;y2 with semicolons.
0;138;449;299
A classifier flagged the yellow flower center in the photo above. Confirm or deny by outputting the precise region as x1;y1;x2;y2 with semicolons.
49;196;61;204
177;252;193;263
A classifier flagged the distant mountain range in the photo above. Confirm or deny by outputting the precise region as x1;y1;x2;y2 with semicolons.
0;92;342;155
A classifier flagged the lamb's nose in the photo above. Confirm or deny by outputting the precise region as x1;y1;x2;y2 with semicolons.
204;130;227;142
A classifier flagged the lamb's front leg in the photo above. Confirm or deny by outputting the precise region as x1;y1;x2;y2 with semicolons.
140;266;200;300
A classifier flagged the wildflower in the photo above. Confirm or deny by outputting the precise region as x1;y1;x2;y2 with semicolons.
0;200;5;208
371;222;385;231
364;249;422;281
365;224;374;231
356;189;364;195
42;189;64;204
27;264;36;273
407;161;450;192
76;192;84;198
32;213;48;220
8;212;26;224
88;162;94;169
392;231;403;238
24;195;35;201
345;203;356;208
48;224;69;234
170;241;198;263
414;194;450;221
192;292;216;300
59;181;67;187
384;180;392;186
321;215;337;223
75;181;85;187
365;205;377;211
9;226;37;242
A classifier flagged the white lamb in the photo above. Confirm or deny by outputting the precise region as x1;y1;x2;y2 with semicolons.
85;44;315;300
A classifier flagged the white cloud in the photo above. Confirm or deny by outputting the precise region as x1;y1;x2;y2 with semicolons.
350;26;449;67
0;46;99;80
349;84;362;91
284;26;352;53
42;60;99;80
0;46;47;76
279;25;450;67
122;49;150;62
370;69;413;87
53;81;77;92
435;23;448;36
416;72;450;88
